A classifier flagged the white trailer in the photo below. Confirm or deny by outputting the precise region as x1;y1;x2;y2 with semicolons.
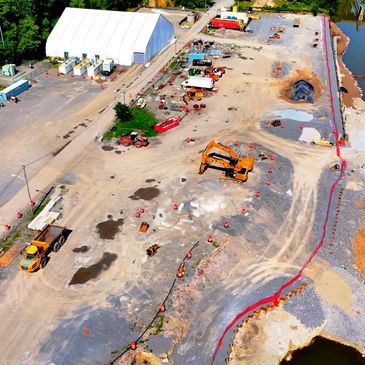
58;58;75;74
102;59;114;72
181;76;213;89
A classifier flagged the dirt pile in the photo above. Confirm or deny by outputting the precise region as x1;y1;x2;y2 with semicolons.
278;69;323;104
352;200;365;272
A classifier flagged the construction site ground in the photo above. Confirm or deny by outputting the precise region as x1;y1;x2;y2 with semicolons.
1;11;365;365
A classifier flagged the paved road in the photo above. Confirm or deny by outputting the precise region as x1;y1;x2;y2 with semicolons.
0;0;232;233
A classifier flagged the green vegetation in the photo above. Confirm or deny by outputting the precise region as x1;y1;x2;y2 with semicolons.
114;102;133;121
0;0;144;65
236;1;254;11
153;313;165;335
260;0;339;16
108;105;158;138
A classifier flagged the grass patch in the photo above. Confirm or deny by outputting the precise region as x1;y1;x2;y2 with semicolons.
0;230;22;252
235;1;254;11
112;107;158;138
0;85;5;91
153;313;165;335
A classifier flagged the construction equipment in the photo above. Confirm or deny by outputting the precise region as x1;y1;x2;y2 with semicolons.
119;132;149;148
188;68;201;76
199;140;254;183
147;244;160;256
183;89;203;103
312;138;334;147
20;224;66;272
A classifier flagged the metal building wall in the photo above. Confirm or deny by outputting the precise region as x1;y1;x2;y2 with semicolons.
143;15;175;64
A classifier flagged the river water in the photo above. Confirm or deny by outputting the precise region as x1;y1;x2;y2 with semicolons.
335;0;365;99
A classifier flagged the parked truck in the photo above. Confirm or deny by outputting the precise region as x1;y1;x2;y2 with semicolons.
20;224;67;272
181;76;214;90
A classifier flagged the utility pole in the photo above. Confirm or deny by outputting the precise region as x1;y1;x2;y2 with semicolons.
0;24;4;48
22;165;33;214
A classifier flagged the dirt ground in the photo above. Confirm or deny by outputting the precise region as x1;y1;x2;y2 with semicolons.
0;11;365;365
330;22;362;108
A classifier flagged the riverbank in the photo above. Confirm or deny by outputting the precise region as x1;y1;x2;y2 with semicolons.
330;21;362;108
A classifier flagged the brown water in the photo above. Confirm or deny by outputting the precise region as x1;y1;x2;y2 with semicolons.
69;252;118;285
96;218;124;239
72;246;90;253
129;187;160;201
281;336;365;365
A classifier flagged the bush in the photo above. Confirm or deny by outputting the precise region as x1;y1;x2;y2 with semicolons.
114;102;133;121
112;107;159;138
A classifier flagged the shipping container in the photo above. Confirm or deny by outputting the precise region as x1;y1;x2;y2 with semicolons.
210;18;244;30
0;79;29;101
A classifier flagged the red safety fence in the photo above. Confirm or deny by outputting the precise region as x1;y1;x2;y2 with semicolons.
210;16;346;364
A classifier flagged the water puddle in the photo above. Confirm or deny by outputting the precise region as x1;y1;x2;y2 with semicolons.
72;246;90;253
69;252;117;285
96;218;124;239
280;336;365;365
274;109;313;122
129;187;160;201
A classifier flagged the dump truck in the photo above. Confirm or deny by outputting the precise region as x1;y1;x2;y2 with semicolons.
199;140;254;183
20;224;66;272
182;76;214;90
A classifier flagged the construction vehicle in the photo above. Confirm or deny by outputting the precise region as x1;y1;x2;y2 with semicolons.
293;18;300;27
20;224;66;272
188;68;201;76
199;140;254;182
182;76;214;89
119;131;149;147
183;89;203;103
204;67;225;76
312;138;333;147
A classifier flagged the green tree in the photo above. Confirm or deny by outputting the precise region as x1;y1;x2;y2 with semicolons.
17;16;41;57
69;0;85;7
114;102;133;121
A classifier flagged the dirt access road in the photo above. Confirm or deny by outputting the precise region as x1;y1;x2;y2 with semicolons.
0;0;232;231
1;12;360;365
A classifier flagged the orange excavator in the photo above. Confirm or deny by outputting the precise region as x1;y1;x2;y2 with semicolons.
199;140;254;182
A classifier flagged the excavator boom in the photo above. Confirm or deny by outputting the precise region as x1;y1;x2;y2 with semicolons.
199;140;254;182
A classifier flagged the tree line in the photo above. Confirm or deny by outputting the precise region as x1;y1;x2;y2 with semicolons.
0;0;144;65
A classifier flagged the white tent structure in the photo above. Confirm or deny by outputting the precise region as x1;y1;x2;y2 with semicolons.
46;8;175;66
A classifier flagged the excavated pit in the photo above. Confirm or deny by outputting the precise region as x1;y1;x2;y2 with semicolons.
280;336;365;365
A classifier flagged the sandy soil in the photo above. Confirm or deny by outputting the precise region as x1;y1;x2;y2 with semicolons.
254;0;275;6
0;11;365;365
352;200;365;272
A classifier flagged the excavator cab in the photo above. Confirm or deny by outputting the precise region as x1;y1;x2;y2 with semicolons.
199;140;254;183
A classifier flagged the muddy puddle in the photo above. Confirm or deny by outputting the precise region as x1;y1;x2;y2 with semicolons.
96;218;124;239
73;246;89;253
102;145;114;151
281;336;365;365
69;252;117;285
129;187;160;201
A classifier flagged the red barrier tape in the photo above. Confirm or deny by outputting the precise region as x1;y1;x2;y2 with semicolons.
210;16;346;364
